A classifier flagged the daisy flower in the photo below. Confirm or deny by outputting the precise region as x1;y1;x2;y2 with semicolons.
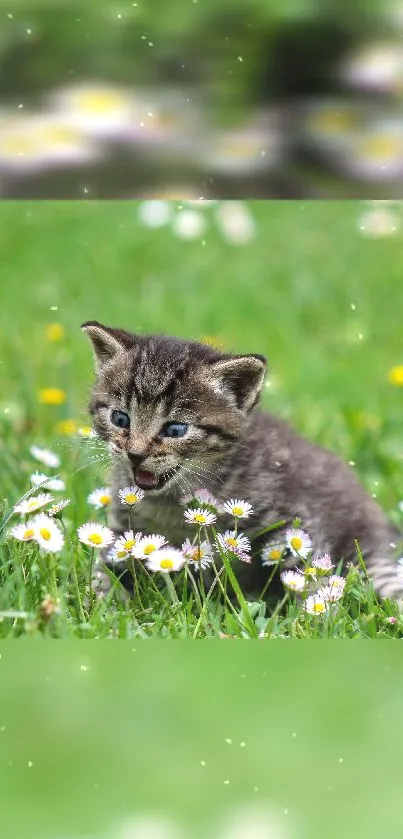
146;547;185;574
305;594;328;615
285;528;312;558
223;498;253;519
181;539;213;569
29;445;60;469
48;499;71;518
115;530;143;554
261;542;284;566
180;489;219;509
9;523;36;542
280;570;306;593
31;472;66;492
77;522;115;549
312;553;334;573
132;534;166;558
107;547;130;563
217;530;251;560
31;514;65;553
87;487;112;508
319;584;345;603
184;507;217;526
14;493;54;515
118;485;145;506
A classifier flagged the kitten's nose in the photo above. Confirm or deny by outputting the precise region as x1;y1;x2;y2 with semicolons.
127;452;147;470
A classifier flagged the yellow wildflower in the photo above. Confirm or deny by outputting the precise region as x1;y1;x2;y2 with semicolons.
45;323;65;342
388;365;403;386
55;419;77;435
37;388;66;406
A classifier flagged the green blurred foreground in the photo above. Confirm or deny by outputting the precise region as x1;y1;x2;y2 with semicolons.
1;643;403;839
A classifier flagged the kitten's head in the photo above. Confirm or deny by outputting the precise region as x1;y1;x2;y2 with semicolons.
81;321;266;494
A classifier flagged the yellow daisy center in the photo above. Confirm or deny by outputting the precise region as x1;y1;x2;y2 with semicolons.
160;558;174;570
310;111;352;133
313;601;326;614
116;549;128;558
269;549;281;561
305;566;316;575
192;549;203;561
388;365;403;386
39;528;52;541
76;92;123;113
88;533;102;545
123;540;135;550
28;500;40;510
144;544;156;555
194;514;206;524
24;529;34;539
232;506;243;516
99;495;111;505
226;538;238;548
290;536;303;551
362;135;401;159
125;494;138;504
79;425;93;436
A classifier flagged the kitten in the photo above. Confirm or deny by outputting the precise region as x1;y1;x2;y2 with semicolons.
82;321;403;601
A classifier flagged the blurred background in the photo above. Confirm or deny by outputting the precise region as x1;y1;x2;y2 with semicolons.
1;642;403;839
0;0;402;197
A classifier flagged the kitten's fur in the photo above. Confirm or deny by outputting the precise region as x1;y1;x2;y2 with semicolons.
82;321;403;601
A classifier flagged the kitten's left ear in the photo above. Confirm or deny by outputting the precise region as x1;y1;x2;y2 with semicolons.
81;320;134;371
208;354;267;411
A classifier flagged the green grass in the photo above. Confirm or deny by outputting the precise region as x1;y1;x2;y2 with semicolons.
1;199;403;638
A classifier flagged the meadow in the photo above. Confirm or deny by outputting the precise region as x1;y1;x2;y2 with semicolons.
1;199;403;638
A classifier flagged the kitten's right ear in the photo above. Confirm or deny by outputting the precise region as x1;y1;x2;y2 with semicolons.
81;321;127;371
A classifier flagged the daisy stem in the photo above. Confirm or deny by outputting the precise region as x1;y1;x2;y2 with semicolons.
163;574;186;633
130;558;144;612
258;561;281;602
265;591;290;637
192;567;225;639
88;548;95;615
60;519;85;624
210;558;246;629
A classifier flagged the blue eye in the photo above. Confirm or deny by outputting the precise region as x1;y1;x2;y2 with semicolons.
111;410;130;429
163;422;188;439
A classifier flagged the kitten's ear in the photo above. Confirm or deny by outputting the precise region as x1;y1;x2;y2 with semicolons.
81;321;133;371
208;354;267;411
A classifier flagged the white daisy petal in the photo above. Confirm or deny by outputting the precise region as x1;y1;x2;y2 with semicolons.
261;542;285;566
181;538;213;569
29;445;61;469
132;534;166;559
77;522;115;549
146;547;185;573
31;513;65;553
180;489;219;509
118;485;145;506
311;553;334;572
87;487;112;508
30;472;65;491
48;499;71;518
184;507;217;526
280;570;306;592
13;493;54;515
285;528;312;559
115;530;143;554
9;523;36;542
223;498;253;519
217;530;251;560
305;594;328;615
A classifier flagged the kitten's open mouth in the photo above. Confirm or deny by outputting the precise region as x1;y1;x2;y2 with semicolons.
134;466;180;492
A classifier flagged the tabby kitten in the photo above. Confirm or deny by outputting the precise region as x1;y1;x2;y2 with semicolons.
82;321;403;601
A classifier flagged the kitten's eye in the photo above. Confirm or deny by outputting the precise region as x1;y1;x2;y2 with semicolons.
111;410;130;429
162;422;188;439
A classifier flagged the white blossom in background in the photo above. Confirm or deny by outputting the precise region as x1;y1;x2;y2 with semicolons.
0;114;100;173
137;200;256;246
335;120;403;182
138;201;173;228
171;209;206;240
340;41;403;93
113;815;182;839
357;205;400;237
215;202;256;245
216;804;292;839
47;82;143;139
202;112;282;176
